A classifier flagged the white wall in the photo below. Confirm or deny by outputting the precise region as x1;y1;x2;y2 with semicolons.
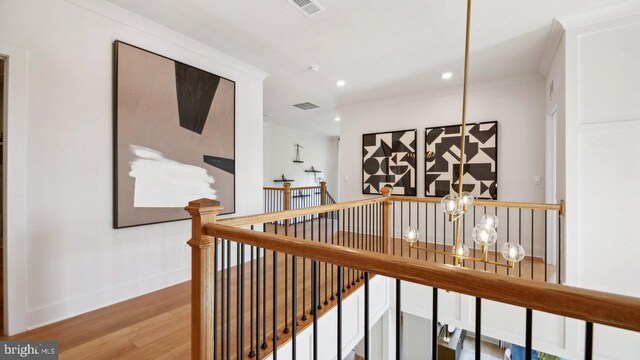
338;75;547;204
0;0;267;333
264;122;339;196
562;9;640;359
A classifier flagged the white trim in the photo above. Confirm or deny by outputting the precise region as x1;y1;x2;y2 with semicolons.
0;42;29;335
556;0;640;30
539;20;566;77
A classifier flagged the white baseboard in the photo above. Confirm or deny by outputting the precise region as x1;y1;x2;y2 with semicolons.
26;266;190;330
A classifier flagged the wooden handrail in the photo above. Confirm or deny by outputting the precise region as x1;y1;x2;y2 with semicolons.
390;196;563;213
219;197;384;227
264;185;322;191
205;223;640;333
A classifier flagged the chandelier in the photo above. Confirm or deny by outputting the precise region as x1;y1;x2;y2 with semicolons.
403;0;525;269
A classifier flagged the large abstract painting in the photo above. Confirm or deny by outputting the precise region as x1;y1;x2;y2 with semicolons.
425;121;498;199
114;41;235;228
362;129;417;196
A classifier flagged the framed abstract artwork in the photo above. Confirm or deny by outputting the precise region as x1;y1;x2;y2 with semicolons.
425;121;498;199
113;41;236;228
362;129;417;196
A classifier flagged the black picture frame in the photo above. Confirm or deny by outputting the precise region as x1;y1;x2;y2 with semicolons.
362;129;417;196
113;40;236;228
424;121;498;199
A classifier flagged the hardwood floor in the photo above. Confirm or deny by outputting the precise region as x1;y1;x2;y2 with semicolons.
0;218;551;359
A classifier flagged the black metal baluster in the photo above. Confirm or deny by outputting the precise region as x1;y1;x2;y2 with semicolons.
507;209;510;276
292;253;298;360
432;288;438;360
519;208;522;277
495;207;498;273
443;206;447;264
330;210;336;301
347;208;351;290
256;244;261;360
393;201;396;256
525;308;532;360
214;238;219;360
221;238;226;360
425;203;429;261
273;249;278;359
341;209;346;294
337;266;343;359
434;202;438;264
316;213;322;309
408;202;412;258
364;272;370;360
585;322;593;360
239;243;246;360
401;202;404;257
249;243;255;358
396;279;401;360
416;202;420;259
544;210;548;282
283;219;289;333
226;239;231;360
559;213;562;284
302;219;307;321
473;206;476;269
262;230;267;350
312;260;319;360
475;298;482;360
531;209;534;280
324;208;329;305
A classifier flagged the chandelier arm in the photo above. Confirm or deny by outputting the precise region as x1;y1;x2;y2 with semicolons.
408;244;514;269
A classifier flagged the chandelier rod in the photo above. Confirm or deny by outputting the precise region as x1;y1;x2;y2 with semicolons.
457;0;472;197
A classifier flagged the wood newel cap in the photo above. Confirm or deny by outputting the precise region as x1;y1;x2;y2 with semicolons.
283;183;291;190
560;199;566;217
184;198;223;215
380;185;392;198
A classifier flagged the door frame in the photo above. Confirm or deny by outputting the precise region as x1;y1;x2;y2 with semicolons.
0;42;28;335
545;105;558;269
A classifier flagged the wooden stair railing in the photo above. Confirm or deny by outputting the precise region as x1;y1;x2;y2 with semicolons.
187;190;639;360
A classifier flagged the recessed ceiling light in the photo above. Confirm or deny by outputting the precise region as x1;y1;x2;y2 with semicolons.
334;117;341;122
336;80;346;87
441;72;453;79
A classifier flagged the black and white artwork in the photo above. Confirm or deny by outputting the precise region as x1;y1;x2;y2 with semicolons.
362;129;417;196
425;121;497;199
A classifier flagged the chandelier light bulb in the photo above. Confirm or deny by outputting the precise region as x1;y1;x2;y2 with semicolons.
402;226;420;245
441;194;461;215
460;191;474;207
472;224;497;246
501;242;525;263
479;214;499;228
452;243;470;257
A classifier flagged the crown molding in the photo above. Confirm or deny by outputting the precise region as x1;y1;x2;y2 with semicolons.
556;0;640;30
538;19;566;78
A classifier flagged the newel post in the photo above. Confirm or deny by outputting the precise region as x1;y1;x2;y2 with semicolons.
320;180;327;218
186;198;223;360
380;185;392;254
283;182;291;226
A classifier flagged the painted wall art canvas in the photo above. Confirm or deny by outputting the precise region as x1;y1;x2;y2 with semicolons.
362;129;417;196
425;121;498;199
114;41;235;228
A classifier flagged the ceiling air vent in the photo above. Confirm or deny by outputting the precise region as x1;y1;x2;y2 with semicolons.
293;102;320;110
289;0;324;16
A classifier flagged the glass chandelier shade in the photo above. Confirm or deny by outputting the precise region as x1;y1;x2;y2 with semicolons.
452;243;470;257
479;213;499;228
402;226;420;245
441;194;462;215
472;224;498;246
501;242;525;262
459;191;474;207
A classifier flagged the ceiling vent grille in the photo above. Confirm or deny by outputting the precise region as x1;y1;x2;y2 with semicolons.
288;0;324;16
293;102;320;110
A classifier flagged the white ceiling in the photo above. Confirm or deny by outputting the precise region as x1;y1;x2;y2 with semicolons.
106;0;623;136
